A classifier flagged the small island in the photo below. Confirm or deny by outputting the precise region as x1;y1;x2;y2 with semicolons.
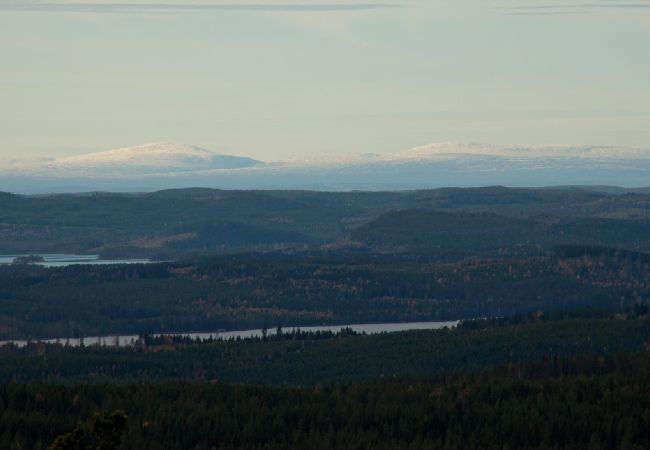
12;255;45;265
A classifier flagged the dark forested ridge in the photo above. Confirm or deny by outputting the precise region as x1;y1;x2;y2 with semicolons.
1;246;649;339
1;186;650;258
3;351;650;449
352;209;650;255
2;186;650;449
1;313;649;384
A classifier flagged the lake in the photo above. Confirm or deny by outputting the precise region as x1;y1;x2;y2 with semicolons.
0;253;151;267
0;321;459;348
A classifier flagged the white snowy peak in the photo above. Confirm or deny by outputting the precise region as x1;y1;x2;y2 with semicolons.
2;141;649;182
49;142;262;173
391;142;650;161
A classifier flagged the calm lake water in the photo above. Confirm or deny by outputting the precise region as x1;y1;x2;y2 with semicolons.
0;321;459;348
0;253;150;267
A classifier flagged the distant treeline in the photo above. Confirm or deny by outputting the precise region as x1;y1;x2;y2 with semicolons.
2;312;649;385
1;186;650;258
1;246;649;339
553;244;650;262
2;187;650;449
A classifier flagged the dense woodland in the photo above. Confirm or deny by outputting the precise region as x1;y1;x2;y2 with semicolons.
352;209;650;255
2;187;650;448
2;350;650;449
1;312;649;385
1;245;649;339
1;187;650;258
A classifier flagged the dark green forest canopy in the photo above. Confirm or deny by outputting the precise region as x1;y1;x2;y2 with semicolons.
0;247;649;339
3;351;650;450
2;313;649;385
1;187;649;449
352;209;650;255
1;186;649;258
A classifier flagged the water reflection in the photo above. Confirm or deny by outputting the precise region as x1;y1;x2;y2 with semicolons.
0;253;150;267
0;321;459;348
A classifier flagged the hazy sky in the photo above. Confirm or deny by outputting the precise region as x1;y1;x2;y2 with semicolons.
1;0;649;161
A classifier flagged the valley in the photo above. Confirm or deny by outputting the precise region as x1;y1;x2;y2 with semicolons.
1;186;649;449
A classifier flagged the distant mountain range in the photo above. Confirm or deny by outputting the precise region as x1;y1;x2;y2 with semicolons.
1;141;649;193
2;142;262;177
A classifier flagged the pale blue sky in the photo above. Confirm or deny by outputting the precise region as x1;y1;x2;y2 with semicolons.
1;0;649;160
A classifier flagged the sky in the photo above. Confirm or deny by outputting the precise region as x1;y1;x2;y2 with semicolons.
0;0;649;161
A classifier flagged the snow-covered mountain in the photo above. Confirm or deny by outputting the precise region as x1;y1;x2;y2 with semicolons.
266;142;650;169
1;141;649;193
390;142;650;161
20;142;263;176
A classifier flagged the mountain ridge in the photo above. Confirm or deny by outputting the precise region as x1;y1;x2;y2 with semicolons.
48;142;263;174
2;141;650;193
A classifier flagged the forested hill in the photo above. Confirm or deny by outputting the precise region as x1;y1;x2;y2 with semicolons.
2;313;649;384
1;246;649;340
1;186;650;258
352;209;650;255
3;311;650;449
